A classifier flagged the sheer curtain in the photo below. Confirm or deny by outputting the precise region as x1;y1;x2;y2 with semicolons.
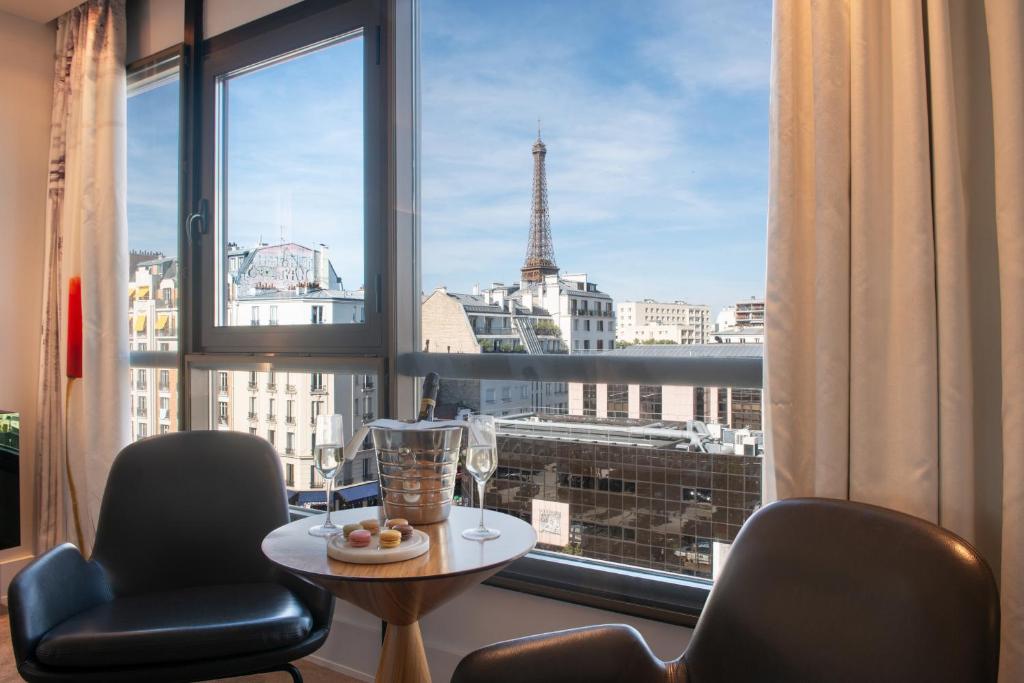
765;0;1022;678
36;0;128;556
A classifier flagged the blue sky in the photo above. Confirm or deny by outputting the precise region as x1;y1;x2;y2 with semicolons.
128;0;771;315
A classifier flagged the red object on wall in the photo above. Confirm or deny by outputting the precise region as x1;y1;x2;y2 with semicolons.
67;276;83;379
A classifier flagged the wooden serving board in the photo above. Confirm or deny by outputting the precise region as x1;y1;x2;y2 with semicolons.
326;529;431;564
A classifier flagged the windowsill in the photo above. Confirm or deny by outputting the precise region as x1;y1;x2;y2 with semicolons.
285;506;709;626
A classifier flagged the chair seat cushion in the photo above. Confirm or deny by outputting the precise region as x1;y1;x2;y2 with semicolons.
35;583;313;668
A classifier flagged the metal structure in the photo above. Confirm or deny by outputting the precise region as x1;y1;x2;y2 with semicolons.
521;126;560;283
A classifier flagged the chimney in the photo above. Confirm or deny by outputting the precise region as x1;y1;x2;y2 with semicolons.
316;244;330;290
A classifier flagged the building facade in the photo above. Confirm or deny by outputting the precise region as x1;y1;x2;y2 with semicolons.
484;418;762;578
128;242;379;508
616;299;710;345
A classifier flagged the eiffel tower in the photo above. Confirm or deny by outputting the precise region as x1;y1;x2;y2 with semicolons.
521;124;559;283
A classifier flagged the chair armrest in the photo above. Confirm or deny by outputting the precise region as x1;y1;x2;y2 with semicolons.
7;543;113;666
275;568;334;632
451;624;675;683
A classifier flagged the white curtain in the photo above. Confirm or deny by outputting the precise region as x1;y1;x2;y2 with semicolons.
35;0;128;556
765;0;1023;678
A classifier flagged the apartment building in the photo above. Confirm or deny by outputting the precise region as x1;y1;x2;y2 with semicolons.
616;299;710;345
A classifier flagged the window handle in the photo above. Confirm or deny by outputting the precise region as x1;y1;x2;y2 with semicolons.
187;198;209;242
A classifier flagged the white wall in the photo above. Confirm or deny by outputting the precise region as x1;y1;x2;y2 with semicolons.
126;0;304;64
311;585;691;682
0;9;55;589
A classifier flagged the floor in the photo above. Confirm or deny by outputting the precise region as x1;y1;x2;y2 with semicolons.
0;605;359;683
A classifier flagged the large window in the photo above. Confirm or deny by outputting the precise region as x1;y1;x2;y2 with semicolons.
416;0;769;595
136;0;767;626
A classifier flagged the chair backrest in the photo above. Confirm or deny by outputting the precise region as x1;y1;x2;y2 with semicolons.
683;498;1000;683
91;430;290;596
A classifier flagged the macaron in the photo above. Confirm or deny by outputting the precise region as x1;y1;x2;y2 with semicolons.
359;519;380;535
347;529;371;548
385;518;409;529
395;524;414;541
379;529;401;549
342;523;363;539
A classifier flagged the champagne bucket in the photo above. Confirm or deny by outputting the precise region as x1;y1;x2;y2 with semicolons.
370;424;464;524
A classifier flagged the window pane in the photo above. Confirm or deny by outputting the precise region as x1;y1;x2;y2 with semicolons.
127;59;180;440
196;368;379;511
420;1;770;580
215;33;365;328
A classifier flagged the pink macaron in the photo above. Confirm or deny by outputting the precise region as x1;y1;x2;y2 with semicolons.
347;529;372;548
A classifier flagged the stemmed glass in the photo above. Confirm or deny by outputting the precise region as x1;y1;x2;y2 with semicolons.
462;414;501;541
309;414;344;537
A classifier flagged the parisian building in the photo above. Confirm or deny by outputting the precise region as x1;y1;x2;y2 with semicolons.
616;299;710;345
128;242;380;510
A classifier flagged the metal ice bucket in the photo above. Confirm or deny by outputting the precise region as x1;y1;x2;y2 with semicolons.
370;424;464;524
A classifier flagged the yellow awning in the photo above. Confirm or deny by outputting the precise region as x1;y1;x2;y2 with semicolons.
135;285;150;298
128;285;136;296
156;314;169;330
133;314;147;332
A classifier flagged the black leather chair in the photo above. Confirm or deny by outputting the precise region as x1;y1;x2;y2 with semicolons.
452;498;1000;683
8;431;333;682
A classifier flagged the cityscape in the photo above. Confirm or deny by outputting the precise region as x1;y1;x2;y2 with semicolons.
127;130;764;580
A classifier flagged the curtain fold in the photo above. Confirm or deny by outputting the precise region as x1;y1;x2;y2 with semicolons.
35;0;128;556
766;0;1022;679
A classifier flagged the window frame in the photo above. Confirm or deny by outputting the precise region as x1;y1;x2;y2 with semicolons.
195;0;388;355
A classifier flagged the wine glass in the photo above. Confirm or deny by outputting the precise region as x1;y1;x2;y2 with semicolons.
462;414;501;541
309;414;344;537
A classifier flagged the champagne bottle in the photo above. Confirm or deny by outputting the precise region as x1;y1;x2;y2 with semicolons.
417;372;440;421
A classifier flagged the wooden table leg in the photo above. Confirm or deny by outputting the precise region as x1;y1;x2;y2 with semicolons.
375;620;431;683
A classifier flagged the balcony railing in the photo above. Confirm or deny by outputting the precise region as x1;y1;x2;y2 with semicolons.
248;381;258;391
267;413;277;422
248;411;257;421
286;384;297;394
136;408;147;417
266;383;277;391
285;447;295;455
135;381;147;390
286;416;296;425
311;386;327;395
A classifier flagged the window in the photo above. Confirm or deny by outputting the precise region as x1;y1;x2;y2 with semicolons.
268;398;276;421
362;457;370;480
582;384;597;417
607;384;628;418
416;0;768;603
268;429;275;445
196;0;386;355
137;396;147;417
250;306;260;326
160;0;766;628
218;371;228;393
286;463;294;487
639;385;662;420
217;401;228;424
127;51;181;441
287;400;295;424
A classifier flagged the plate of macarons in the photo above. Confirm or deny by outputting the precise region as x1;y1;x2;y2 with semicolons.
325;517;430;564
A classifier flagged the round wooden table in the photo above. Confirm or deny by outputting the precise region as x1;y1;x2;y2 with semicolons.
262;505;536;683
